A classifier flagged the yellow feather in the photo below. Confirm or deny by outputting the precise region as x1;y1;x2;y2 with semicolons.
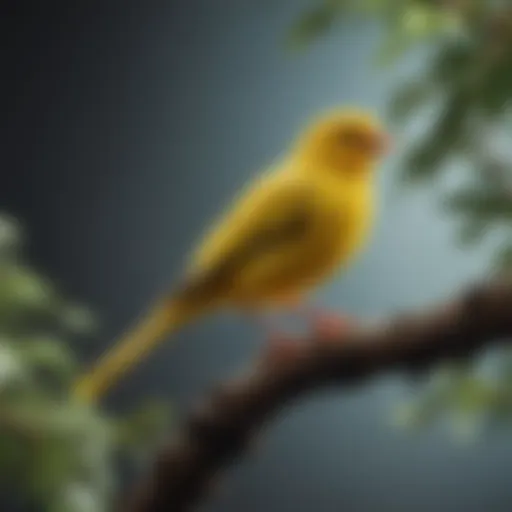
72;107;387;404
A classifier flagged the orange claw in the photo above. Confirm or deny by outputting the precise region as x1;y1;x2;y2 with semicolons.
309;311;354;342
264;332;303;364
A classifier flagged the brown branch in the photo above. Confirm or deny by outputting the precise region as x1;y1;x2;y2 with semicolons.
124;277;512;512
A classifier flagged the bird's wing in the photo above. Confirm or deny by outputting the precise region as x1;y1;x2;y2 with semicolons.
178;173;316;301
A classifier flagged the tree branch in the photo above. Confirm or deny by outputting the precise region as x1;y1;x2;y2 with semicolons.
124;277;512;512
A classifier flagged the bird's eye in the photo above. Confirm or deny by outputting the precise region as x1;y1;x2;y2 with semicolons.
339;130;365;147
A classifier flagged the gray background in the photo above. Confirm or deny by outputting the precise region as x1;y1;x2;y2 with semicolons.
2;1;507;510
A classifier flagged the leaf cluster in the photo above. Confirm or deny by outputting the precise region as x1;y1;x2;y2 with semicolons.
0;214;173;511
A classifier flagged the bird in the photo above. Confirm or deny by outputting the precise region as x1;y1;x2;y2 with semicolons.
72;107;390;404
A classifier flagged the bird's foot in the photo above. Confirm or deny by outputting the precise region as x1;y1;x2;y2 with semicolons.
263;331;303;364
309;310;354;343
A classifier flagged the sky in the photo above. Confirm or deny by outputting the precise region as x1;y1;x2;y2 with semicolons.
1;1;508;511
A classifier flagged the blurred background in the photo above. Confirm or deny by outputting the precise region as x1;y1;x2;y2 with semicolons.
2;0;512;510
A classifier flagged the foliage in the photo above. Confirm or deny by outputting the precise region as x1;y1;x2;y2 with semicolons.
392;354;512;443
291;0;512;437
0;214;171;511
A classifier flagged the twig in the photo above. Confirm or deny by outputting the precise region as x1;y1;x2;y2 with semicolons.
124;277;512;512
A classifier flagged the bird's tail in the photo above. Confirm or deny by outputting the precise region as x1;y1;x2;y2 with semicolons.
72;296;206;405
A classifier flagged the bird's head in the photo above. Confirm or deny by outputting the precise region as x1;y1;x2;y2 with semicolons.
295;108;390;177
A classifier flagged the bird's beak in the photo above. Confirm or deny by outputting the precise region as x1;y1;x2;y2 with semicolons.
371;131;392;156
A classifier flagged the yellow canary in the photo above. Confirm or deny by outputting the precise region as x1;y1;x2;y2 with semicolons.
73;107;389;404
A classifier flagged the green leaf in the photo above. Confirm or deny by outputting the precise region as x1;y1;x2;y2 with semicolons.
55;482;108;512
0;264;55;315
444;188;512;221
19;336;77;384
357;0;389;15
478;59;512;115
30;437;77;498
430;40;476;86
374;29;410;67
401;4;437;38
60;304;97;336
402;140;446;183
401;93;470;183
388;80;435;122
453;377;496;413
0;340;26;389
493;243;512;272
287;1;342;50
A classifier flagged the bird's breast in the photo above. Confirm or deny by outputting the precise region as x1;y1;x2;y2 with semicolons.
306;180;374;281
219;173;375;307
